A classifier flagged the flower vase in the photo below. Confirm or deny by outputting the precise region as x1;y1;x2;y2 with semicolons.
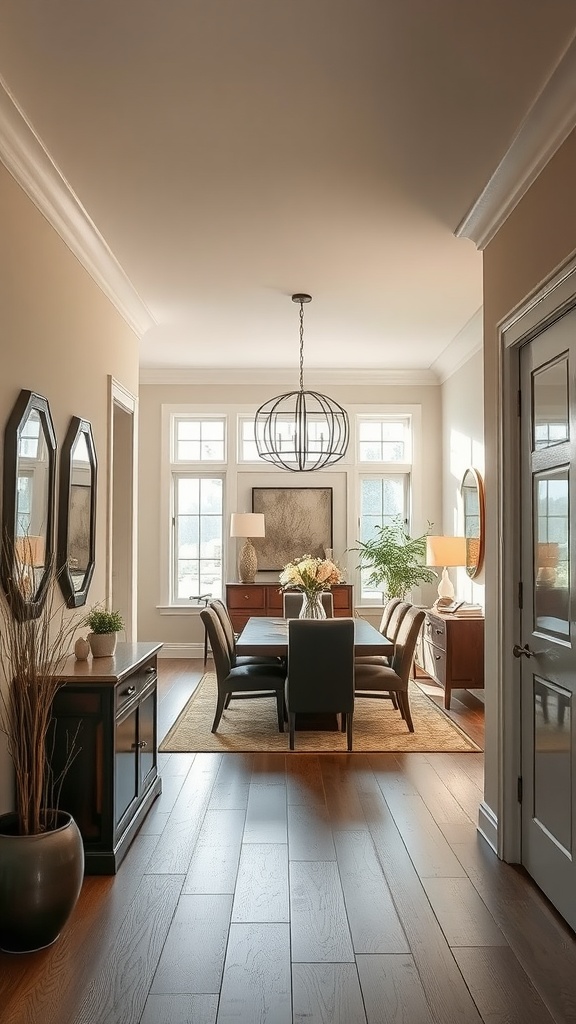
299;592;327;619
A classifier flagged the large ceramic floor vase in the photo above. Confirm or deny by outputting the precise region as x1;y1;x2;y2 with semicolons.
0;810;84;953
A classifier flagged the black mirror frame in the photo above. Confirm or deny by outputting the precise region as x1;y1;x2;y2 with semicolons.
1;389;57;621
460;466;485;579
57;416;97;608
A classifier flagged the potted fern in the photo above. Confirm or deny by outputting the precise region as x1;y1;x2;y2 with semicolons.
85;606;124;658
354;516;437;599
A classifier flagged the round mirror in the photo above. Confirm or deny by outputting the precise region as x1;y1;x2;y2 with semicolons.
2;390;57;620
460;467;485;579
58;417;97;607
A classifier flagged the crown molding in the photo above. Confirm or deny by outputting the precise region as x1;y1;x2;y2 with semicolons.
456;32;576;250
0;77;155;338
431;308;483;384
139;366;440;387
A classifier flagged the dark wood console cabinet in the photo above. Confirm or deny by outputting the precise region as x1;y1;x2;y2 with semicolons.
51;641;163;874
225;582;354;631
414;610;484;709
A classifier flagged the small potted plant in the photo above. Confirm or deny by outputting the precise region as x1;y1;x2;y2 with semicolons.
85;606;124;658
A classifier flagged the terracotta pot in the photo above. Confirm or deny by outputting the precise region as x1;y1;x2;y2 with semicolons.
88;631;117;657
0;810;84;953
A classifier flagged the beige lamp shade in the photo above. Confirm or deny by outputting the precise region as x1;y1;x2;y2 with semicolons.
230;513;265;584
426;535;467;609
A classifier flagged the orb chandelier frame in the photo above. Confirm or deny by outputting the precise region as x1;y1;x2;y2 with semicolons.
254;294;350;472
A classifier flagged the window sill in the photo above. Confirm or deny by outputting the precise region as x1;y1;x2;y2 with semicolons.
156;605;205;615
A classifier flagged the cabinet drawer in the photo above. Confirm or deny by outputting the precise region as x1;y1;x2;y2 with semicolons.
267;587;283;612
116;661;157;715
226;585;266;610
332;587;352;612
424;614;447;651
421;638;446;684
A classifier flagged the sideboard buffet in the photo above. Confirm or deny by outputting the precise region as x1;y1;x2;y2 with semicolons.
414;609;484;709
50;641;162;874
225;582;354;631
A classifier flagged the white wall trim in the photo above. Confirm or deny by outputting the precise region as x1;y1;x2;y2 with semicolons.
0;76;155;338
140;366;440;387
158;643;205;659
477;801;498;853
456;32;576;250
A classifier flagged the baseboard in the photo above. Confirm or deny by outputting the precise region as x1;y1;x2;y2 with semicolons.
157;643;205;659
477;800;498;853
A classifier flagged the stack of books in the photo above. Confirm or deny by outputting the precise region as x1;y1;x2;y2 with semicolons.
453;603;483;617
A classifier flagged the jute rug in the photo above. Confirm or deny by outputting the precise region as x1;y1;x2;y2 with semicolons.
160;673;481;753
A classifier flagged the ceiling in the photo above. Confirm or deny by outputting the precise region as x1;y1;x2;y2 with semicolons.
1;1;576;377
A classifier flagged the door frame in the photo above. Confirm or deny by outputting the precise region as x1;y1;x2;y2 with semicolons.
107;376;138;640
498;253;576;862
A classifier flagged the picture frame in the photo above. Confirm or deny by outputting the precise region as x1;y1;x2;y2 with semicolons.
251;487;333;571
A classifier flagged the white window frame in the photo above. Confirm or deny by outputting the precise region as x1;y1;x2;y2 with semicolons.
171;471;225;606
357;413;412;464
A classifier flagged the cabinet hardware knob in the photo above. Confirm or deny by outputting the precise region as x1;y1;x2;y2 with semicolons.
435;629;443;635
131;740;148;750
145;667;155;674
123;686;136;696
435;654;441;660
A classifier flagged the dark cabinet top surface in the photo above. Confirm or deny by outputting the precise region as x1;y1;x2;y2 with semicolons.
57;641;163;685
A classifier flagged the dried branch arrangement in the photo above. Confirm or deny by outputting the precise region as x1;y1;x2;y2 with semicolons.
0;545;81;835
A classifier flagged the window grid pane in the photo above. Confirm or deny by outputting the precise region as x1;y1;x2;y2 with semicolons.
358;418;410;463
174;476;223;601
175;418;226;462
359;475;407;600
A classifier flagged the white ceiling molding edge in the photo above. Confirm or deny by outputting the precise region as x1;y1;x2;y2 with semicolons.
139;366;439;387
0;77;155;338
431;308;483;384
456;32;576;250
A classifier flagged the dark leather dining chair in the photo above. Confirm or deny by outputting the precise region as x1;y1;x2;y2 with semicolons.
285;617;355;750
200;606;286;733
209;598;279;667
282;591;334;618
354;605;425;731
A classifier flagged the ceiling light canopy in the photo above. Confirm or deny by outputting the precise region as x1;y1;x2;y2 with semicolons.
254;294;350;472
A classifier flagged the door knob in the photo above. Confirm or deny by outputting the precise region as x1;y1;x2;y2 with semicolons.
513;643;535;659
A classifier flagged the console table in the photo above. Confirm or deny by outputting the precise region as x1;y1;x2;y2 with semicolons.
50;641;163;874
414;610;484;709
225;582;354;632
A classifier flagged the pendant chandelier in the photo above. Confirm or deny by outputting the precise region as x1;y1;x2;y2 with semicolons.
254;294;350;472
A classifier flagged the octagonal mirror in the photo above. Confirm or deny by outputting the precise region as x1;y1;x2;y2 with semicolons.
57;417;97;607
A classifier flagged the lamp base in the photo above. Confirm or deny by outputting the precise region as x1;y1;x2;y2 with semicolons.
435;566;455;610
434;596;455;612
238;538;258;584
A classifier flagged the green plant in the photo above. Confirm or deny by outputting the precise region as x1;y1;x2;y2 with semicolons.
85;607;124;634
353;517;437;599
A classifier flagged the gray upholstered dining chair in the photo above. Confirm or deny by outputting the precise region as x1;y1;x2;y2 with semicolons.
200;606;286;733
354;605;425;731
282;591;334;618
209;598;280;667
355;599;411;709
285;617;355;750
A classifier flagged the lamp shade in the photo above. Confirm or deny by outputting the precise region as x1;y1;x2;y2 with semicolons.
230;512;265;539
426;536;467;567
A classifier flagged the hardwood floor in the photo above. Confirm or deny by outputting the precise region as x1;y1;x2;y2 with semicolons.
2;660;576;1023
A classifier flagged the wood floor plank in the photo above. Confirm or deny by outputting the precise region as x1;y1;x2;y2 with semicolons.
232;843;289;923
290;861;354;963
137;806;171;836
423;753;484;824
285;754;328;807
421;877;508;947
72;874;183;1024
243;782;287;843
148;755;222;873
319;756;367;830
140;993;218;1024
292;963;367;1024
334;830;409;954
251;752;287;783
183;808;246;895
159;752;198;777
217;922;291;1024
453;946;558;1023
150;895;233;995
357;788;483;1024
356;954;436;1024
396;752;474;826
288;803;336;861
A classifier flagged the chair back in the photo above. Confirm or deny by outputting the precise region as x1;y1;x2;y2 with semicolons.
378;597;403;635
209;599;236;658
386;600;410;643
391;605;426;683
283;591;334;618
200;606;232;682
287;617;354;713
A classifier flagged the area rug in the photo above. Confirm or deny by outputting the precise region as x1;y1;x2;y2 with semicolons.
160;673;481;753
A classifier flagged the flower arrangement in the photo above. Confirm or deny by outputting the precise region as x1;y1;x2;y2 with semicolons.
279;555;343;596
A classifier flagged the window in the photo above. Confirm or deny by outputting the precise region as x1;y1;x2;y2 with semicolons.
358;417;410;463
359;475;409;601
173;475;223;602
173;417;225;462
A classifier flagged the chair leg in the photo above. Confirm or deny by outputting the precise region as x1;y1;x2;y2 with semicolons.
398;691;414;732
289;712;296;750
211;692;227;733
340;712;346;732
346;712;353;751
389;691;398;710
224;693;232;709
276;691;285;733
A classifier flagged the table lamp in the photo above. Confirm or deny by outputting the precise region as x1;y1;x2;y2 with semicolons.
426;535;467;610
230;513;265;584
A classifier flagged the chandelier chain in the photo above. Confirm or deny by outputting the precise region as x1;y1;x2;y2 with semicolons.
299;300;305;392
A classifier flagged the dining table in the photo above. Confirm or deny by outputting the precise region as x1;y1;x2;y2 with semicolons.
236;615;393;658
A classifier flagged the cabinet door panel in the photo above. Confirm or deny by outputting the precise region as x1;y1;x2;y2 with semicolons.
139;686;157;791
115;705;138;829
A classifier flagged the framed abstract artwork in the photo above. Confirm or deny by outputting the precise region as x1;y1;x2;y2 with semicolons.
251;487;333;570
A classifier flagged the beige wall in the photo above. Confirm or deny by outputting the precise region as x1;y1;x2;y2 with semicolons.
137;381;442;647
0;164;139;812
483;128;576;833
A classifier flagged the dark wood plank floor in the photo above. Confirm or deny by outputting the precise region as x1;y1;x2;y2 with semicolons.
2;660;576;1024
